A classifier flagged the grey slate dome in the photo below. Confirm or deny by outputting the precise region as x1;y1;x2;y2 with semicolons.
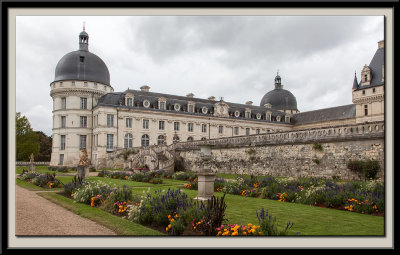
54;29;111;86
260;88;298;110
260;73;298;111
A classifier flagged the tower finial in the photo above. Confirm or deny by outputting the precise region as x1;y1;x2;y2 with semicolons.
83;21;85;31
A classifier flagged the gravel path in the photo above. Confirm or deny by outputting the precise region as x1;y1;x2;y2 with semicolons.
15;185;117;236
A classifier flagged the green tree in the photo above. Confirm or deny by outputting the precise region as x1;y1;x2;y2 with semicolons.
16;112;40;161
35;131;52;161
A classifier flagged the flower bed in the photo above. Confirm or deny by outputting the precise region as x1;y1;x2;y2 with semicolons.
183;174;384;216
18;170;62;189
61;177;297;236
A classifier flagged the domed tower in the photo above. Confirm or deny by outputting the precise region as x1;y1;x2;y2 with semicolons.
50;27;113;167
260;72;299;114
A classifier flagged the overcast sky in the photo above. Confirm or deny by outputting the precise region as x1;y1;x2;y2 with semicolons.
15;15;384;136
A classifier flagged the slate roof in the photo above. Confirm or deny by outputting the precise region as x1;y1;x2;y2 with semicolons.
95;89;289;123
354;45;384;90
291;104;356;125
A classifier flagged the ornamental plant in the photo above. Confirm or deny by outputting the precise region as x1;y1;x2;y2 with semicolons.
165;213;186;236
216;223;262;236
64;175;88;197
256;208;294;236
73;181;114;205
191;194;227;236
31;172;61;189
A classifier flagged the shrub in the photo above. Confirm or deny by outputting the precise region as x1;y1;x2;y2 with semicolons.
73;181;114;205
64;175;88;197
347;159;380;180
312;142;323;151
256;208;294;236
19;170;40;181
31;172;62;189
191;194;227;236
129;188;196;230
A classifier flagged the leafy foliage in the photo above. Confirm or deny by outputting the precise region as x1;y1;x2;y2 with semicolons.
16;112;40;161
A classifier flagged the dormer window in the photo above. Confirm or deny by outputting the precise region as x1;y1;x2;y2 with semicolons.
80;56;85;62
256;113;262;120
126;98;133;107
174;103;181;111
361;65;371;86
202;106;208;114
266;112;272;121
159;101;165;110
276;116;281;122
234;111;240;117
143;100;150;108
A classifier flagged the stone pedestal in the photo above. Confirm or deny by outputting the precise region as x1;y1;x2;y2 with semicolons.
196;172;216;201
77;165;89;179
28;164;35;172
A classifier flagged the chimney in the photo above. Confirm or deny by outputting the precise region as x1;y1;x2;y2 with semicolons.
245;101;253;105
186;93;194;98
140;85;150;92
378;40;384;49
208;96;215;101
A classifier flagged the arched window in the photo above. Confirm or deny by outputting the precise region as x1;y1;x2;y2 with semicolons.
187;136;193;141
173;135;180;143
201;137;207;141
124;133;133;148
141;134;150;147
157;135;165;145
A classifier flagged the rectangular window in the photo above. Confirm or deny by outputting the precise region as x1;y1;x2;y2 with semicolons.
188;123;194;132
59;154;64;165
84;82;88;87
143;119;149;129
188;105;194;113
245;112;251;118
80;97;87;109
126;118;132;128
60;135;66;150
126;98;133;106
218;125;223;134
246;128;250;135
61;97;66;109
174;122;180;131
234;127;239;135
364;105;368;116
61;116;66;128
80;135;87;149
202;124;207;133
256;128;260;134
107;114;114;127
159;102;165;110
107;134;114;151
80;116;87;128
159;120;165;130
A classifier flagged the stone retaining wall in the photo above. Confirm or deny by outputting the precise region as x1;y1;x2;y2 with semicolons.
106;121;385;179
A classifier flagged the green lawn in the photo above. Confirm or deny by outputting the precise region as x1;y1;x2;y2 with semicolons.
16;172;385;236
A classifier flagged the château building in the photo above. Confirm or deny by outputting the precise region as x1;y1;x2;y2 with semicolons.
49;28;384;168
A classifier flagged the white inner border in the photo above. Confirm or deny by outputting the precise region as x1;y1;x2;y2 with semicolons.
8;7;393;249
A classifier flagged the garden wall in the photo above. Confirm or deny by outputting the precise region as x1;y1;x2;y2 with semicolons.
176;121;385;180
107;121;385;180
